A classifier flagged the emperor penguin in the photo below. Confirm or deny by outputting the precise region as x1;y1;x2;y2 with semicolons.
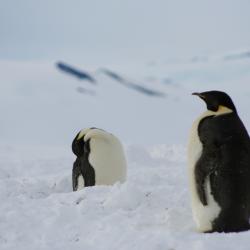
188;90;250;233
72;128;127;191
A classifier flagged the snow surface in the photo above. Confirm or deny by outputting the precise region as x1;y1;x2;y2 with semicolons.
1;53;250;250
0;55;250;146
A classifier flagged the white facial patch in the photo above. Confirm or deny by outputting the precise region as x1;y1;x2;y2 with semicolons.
188;106;233;232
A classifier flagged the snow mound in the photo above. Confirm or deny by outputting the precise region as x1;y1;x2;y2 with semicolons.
1;144;250;250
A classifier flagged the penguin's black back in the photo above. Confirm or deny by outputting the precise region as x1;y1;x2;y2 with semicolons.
196;112;250;232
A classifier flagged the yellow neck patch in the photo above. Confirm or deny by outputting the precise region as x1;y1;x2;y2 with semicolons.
216;105;233;115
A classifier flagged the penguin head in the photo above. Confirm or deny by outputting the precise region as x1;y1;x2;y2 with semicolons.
72;128;114;157
72;128;92;157
192;91;237;113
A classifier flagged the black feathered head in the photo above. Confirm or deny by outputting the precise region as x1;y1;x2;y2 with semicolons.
192;90;237;113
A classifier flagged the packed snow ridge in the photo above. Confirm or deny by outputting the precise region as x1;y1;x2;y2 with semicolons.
1;144;250;250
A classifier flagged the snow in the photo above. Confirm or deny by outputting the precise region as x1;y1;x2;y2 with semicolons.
1;144;250;250
0;53;250;249
0;55;250;146
0;144;186;250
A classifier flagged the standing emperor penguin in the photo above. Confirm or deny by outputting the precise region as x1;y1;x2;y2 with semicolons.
188;90;250;233
72;128;127;191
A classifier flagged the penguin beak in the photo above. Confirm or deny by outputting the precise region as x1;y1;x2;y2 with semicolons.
192;92;206;99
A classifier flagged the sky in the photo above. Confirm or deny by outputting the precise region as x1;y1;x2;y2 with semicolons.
1;0;250;63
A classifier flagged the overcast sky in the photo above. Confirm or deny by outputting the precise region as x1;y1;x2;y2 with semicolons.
1;0;250;62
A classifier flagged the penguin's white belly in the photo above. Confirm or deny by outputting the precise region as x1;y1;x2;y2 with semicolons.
188;111;221;232
89;139;127;185
77;175;85;191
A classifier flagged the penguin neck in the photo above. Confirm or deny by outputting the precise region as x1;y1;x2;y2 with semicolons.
205;105;233;117
216;105;234;115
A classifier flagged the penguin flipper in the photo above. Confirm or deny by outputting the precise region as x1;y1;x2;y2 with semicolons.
194;159;207;206
72;158;82;191
81;155;95;187
195;163;208;206
195;159;219;206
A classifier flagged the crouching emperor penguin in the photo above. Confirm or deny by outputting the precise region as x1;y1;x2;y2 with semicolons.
188;90;250;233
72;128;127;191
